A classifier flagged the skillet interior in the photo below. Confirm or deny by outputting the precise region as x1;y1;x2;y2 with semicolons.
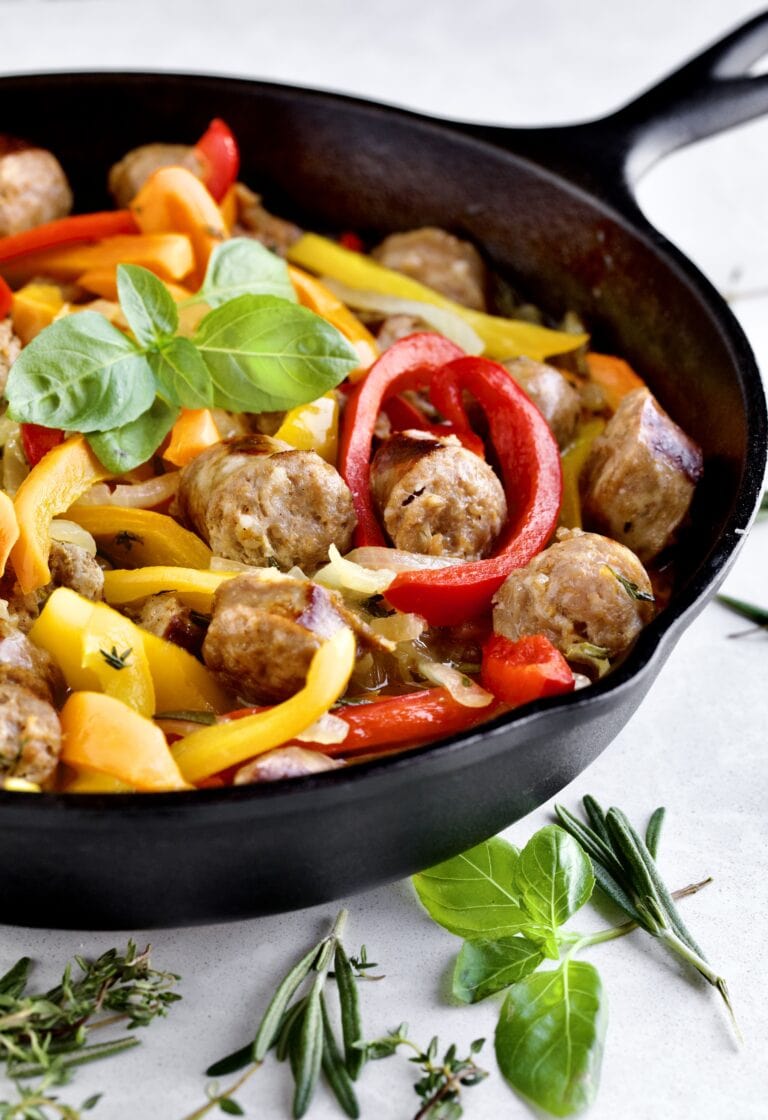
0;73;763;929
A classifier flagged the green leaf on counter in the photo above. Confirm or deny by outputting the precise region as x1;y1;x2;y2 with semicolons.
88;397;178;473
6;311;156;432
194;294;359;413
513;825;595;958
495;959;606;1117
412;838;532;940
452;936;543;1003
117;263;178;346
200;238;297;307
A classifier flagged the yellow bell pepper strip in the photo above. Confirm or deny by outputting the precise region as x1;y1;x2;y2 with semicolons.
130;167;227;288
65;770;134;793
0;491;19;580
30;588;155;716
10;282;65;344
65;507;213;569
103;566;241;613
141;629;231;714
585;352;645;413
11;435;114;593
274;392;339;464
60;691;190;792
559;419;606;529
1;777;42;793
288;264;379;379
1;234;196;287
172;627;355;782
286;233;587;362
164;409;222;468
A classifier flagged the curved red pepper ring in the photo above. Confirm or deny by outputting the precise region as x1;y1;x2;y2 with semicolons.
194;118;240;203
0;275;12;319
20;423;65;467
382;393;485;458
339;333;464;547
384;356;563;626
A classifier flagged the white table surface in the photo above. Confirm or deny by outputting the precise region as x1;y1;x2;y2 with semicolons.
1;1;768;1117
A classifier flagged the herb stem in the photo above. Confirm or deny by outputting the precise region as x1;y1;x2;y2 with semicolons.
179;1063;262;1120
656;929;741;1042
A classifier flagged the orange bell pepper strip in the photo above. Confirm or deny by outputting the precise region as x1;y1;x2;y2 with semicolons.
11;282;65;344
76;269;194;304
172;626;355;782
11;436;113;593
164;409;221;467
219;184;238;234
288;264;379;380
130;166;227;288
102;566;242;613
0;210;138;265
1;234;195;287
65;506;213;569
0;492;19;579
586;352;645;413
60;691;191;792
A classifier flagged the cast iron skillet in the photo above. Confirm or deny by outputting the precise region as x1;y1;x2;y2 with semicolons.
0;17;766;929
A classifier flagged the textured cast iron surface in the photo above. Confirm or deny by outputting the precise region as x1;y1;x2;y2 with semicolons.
0;57;765;928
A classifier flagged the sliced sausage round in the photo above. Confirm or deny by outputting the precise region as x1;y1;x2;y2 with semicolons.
504;356;581;449
176;436;356;573
581;387;703;563
0;136;73;236
108;143;204;207
0;680;61;785
493;528;654;660
370;429;507;560
372;227;488;310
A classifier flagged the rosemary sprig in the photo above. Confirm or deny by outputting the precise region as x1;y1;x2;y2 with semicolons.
197;910;365;1120
555;799;739;1037
606;565;655;603
361;1028;487;1119
716;593;768;637
97;646;132;671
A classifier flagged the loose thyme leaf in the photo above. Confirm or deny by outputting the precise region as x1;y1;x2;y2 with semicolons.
606;565;655;603
117;263;179;346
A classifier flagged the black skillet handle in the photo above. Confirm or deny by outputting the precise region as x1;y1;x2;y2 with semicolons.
464;12;768;215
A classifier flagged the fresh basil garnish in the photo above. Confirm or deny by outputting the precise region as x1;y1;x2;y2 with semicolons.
88;397;177;473
6;311;156;432
117;262;179;346
199;238;297;307
194;294;358;414
149;337;213;409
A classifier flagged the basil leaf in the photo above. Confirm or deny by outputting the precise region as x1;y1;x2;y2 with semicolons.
514;826;594;957
149;337;213;409
452;936;543;1004
117;263;178;346
194;294;358;413
495;960;606;1117
6;312;156;432
200;238;296;307
88;397;178;473
412;838;532;940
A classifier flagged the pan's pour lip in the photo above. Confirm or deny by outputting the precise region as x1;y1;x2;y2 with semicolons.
0;67;764;819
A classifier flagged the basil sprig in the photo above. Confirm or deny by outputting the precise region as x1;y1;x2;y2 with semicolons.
5;239;358;472
413;807;724;1118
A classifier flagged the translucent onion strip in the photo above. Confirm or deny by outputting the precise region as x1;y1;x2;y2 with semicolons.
294;712;349;745
315;544;395;596
345;547;460;573
322;278;484;354
416;657;494;708
49;519;98;556
74;472;180;509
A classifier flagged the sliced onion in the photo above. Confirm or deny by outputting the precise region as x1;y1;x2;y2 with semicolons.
294;712;349;745
315;544;395;596
322;278;484;354
369;612;426;643
345;547;460;573
235;747;344;784
49;519;98;556
416;657;494;708
74;472;180;509
2;430;28;496
0;415;19;450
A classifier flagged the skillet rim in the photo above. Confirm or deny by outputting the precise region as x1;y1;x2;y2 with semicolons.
0;69;764;818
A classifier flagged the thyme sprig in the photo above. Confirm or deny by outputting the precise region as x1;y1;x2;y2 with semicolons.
0;943;180;1119
361;1028;487;1119
555;797;739;1037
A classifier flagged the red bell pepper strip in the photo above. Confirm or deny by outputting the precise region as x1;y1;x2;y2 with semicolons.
480;634;574;706
339;333;464;547
0;211;138;265
194;119;240;203
384;356;562;626
20;423;65;467
0;275;11;318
